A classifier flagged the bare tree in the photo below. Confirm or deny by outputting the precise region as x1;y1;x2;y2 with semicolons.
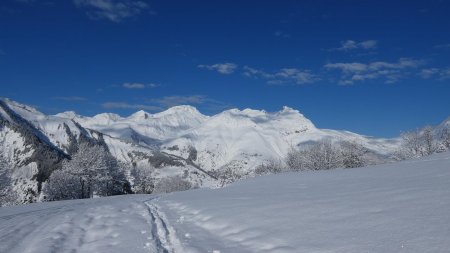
44;142;130;201
153;176;192;194
397;129;424;159
284;139;343;171
304;139;342;170
255;159;284;175
340;141;369;168
0;154;19;206
397;127;440;159
131;164;155;194
421;126;438;156
439;127;450;150
43;170;82;201
285;147;307;171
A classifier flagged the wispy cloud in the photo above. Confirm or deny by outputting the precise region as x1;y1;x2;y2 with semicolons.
325;58;424;84
198;63;238;74
101;102;162;111
149;95;230;112
54;96;87;101
122;82;159;89
149;95;206;107
333;40;378;51
243;66;319;85
102;95;229;113
73;0;150;22
420;67;450;80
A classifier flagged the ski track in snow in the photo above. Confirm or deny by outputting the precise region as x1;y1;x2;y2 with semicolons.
0;196;182;253
144;199;183;253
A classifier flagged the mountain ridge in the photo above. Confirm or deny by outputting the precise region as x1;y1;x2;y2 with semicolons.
2;97;447;204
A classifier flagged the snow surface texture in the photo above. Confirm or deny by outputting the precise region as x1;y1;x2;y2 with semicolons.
1;152;449;253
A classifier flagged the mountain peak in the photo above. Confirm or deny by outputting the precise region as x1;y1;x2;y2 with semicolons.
154;105;204;118
55;111;82;119
128;110;150;120
280;106;299;113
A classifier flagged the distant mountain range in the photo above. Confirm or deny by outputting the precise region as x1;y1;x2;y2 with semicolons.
1;97;447;204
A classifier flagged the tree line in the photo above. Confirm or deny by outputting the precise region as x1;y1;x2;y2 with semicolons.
255;125;450;176
44;142;193;201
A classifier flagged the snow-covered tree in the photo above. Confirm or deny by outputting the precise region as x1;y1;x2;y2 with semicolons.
153;176;192;194
439;127;450;150
421;126;438;156
131;164;155;194
0;154;18;206
340;141;369;168
43;170;82;201
304;140;342;170
284;140;344;171
285;147;307;171
397;129;425;159
44;142;130;200
255;159;284;175
397;127;439;159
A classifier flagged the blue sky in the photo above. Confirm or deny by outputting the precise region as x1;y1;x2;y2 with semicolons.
0;0;449;137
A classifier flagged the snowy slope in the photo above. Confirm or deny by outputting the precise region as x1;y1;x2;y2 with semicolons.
1;151;450;253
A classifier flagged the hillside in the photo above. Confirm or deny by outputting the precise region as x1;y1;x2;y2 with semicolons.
1;151;449;253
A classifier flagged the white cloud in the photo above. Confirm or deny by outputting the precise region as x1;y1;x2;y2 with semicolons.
101;102;162;111
122;82;159;89
420;67;450;80
275;68;319;84
325;58;424;84
198;63;238;74
335;40;378;51
149;95;207;107
73;0;150;22
243;66;275;79
243;66;319;85
102;95;229;113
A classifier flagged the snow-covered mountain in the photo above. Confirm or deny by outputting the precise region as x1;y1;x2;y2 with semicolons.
0;97;432;204
55;102;399;174
0;98;214;203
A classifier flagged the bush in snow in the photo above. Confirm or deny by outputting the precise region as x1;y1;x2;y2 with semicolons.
340;141;369;168
153;176;192;194
255;159;284;175
396;126;440;159
285;147;307;171
284;139;371;171
300;139;342;170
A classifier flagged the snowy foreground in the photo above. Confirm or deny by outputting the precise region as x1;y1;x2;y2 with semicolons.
1;153;450;253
